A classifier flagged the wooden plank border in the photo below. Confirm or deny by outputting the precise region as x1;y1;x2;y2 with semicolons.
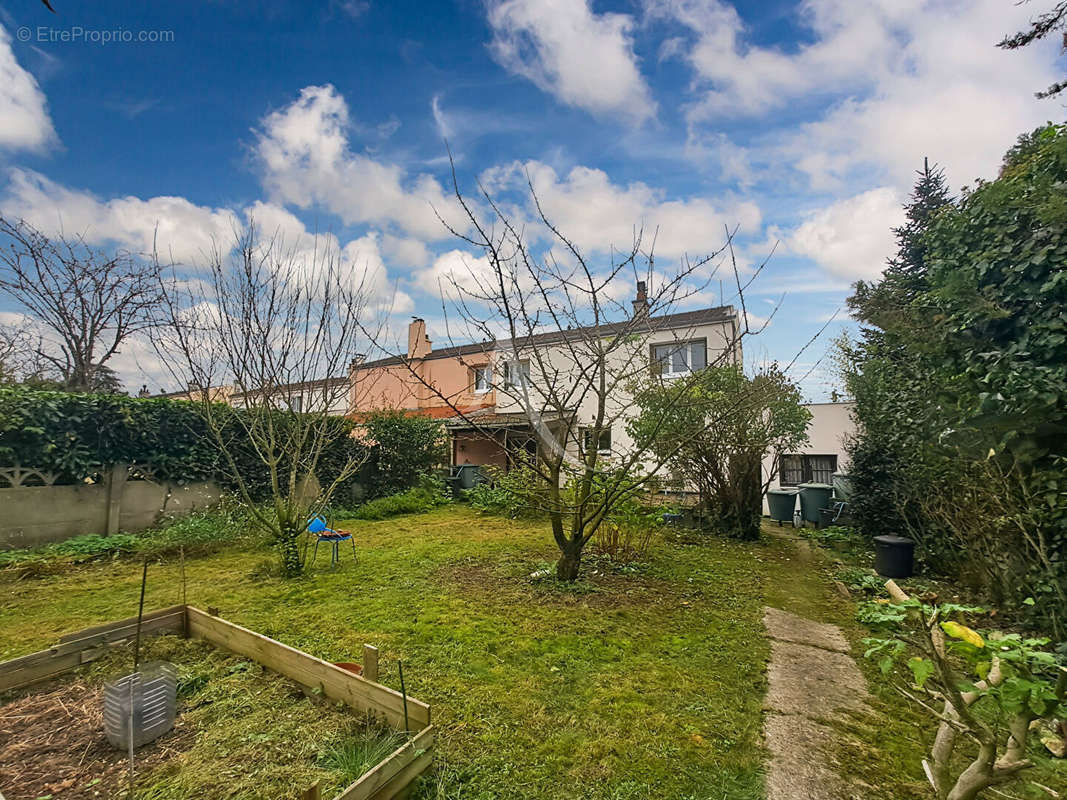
0;606;435;799
335;725;435;800
0;606;187;692
186;607;430;730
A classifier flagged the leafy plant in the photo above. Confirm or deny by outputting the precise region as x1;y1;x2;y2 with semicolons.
834;566;885;595
344;476;450;521
799;524;857;547
466;465;547;518
591;502;664;564
358;410;448;501
843;126;1067;636
859;592;1067;800
629;364;810;541
0;501;256;574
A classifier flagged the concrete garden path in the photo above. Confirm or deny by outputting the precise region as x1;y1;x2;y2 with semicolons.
761;534;872;800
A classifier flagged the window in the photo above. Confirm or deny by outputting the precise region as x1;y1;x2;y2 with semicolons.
291;395;303;413
652;339;707;377
504;360;530;390
779;454;838;486
473;365;492;393
581;427;612;455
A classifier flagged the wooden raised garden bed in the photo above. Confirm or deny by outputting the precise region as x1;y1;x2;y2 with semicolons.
0;605;434;800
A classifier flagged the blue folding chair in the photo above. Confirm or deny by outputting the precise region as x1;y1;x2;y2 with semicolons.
307;515;356;567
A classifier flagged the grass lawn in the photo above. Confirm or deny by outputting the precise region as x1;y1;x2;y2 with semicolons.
0;506;818;800
3;506;1061;799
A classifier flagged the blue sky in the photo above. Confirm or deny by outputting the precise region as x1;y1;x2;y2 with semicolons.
0;0;1062;397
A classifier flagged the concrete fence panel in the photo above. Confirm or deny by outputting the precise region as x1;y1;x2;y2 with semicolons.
0;463;220;549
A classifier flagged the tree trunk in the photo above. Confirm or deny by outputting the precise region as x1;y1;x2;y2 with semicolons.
556;544;582;581
278;532;303;577
998;712;1034;767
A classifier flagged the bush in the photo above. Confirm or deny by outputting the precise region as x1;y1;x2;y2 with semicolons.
358;411;448;500
844;125;1067;636
591;502;663;565
0;386;364;499
345;477;450;521
466;466;547;518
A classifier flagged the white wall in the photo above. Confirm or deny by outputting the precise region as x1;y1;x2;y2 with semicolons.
761;401;856;511
492;318;739;467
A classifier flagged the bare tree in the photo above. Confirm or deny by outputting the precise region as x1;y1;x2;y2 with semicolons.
154;225;377;576
367;165;777;580
0;217;163;392
0;323;34;384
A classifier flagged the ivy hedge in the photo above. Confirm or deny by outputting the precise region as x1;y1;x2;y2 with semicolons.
0;387;445;506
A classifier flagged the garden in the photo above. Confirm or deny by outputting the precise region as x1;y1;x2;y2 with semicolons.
1;125;1066;800
1;495;1064;799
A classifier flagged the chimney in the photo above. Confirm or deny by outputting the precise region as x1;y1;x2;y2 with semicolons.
407;317;431;359
348;353;366;372
632;281;649;318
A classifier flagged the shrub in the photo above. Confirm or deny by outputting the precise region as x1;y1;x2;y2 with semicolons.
0;501;256;573
592;502;663;564
466;466;546;518
358;411;448;500
345;477;450;521
0;386;364;499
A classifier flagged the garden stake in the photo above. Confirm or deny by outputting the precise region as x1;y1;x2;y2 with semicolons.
179;545;187;606
179;546;188;636
129;559;149;799
133;560;148;670
399;660;409;735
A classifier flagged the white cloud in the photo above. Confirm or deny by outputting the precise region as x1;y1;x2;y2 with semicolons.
649;0;911;117
244;201;413;313
380;233;431;268
486;160;760;260
658;0;1060;190
788;187;905;280
0;25;57;153
2;168;240;263
487;0;656;123
255;84;463;240
416;249;494;298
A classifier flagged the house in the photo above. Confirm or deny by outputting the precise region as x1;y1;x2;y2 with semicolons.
228;375;350;416
152;377;350;416
761;401;856;510
349;291;741;471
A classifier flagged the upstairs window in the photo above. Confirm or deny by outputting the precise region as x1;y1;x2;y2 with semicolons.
504;360;531;390
653;340;707;377
581;427;612;455
473;365;492;394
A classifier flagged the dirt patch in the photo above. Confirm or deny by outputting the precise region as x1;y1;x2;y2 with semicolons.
0;677;194;800
436;558;677;610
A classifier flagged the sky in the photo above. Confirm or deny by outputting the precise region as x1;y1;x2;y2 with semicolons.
0;0;1062;399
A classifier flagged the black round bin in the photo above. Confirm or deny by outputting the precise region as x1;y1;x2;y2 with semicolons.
873;535;915;578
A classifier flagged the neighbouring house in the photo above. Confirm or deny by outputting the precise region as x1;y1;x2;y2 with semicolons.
761;400;856;510
153;377;350;416
228;375;350;416
151;383;238;404
349;292;741;472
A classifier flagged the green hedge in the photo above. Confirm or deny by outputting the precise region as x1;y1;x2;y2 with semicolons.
0;387;215;483
0;388;448;510
0;386;363;500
